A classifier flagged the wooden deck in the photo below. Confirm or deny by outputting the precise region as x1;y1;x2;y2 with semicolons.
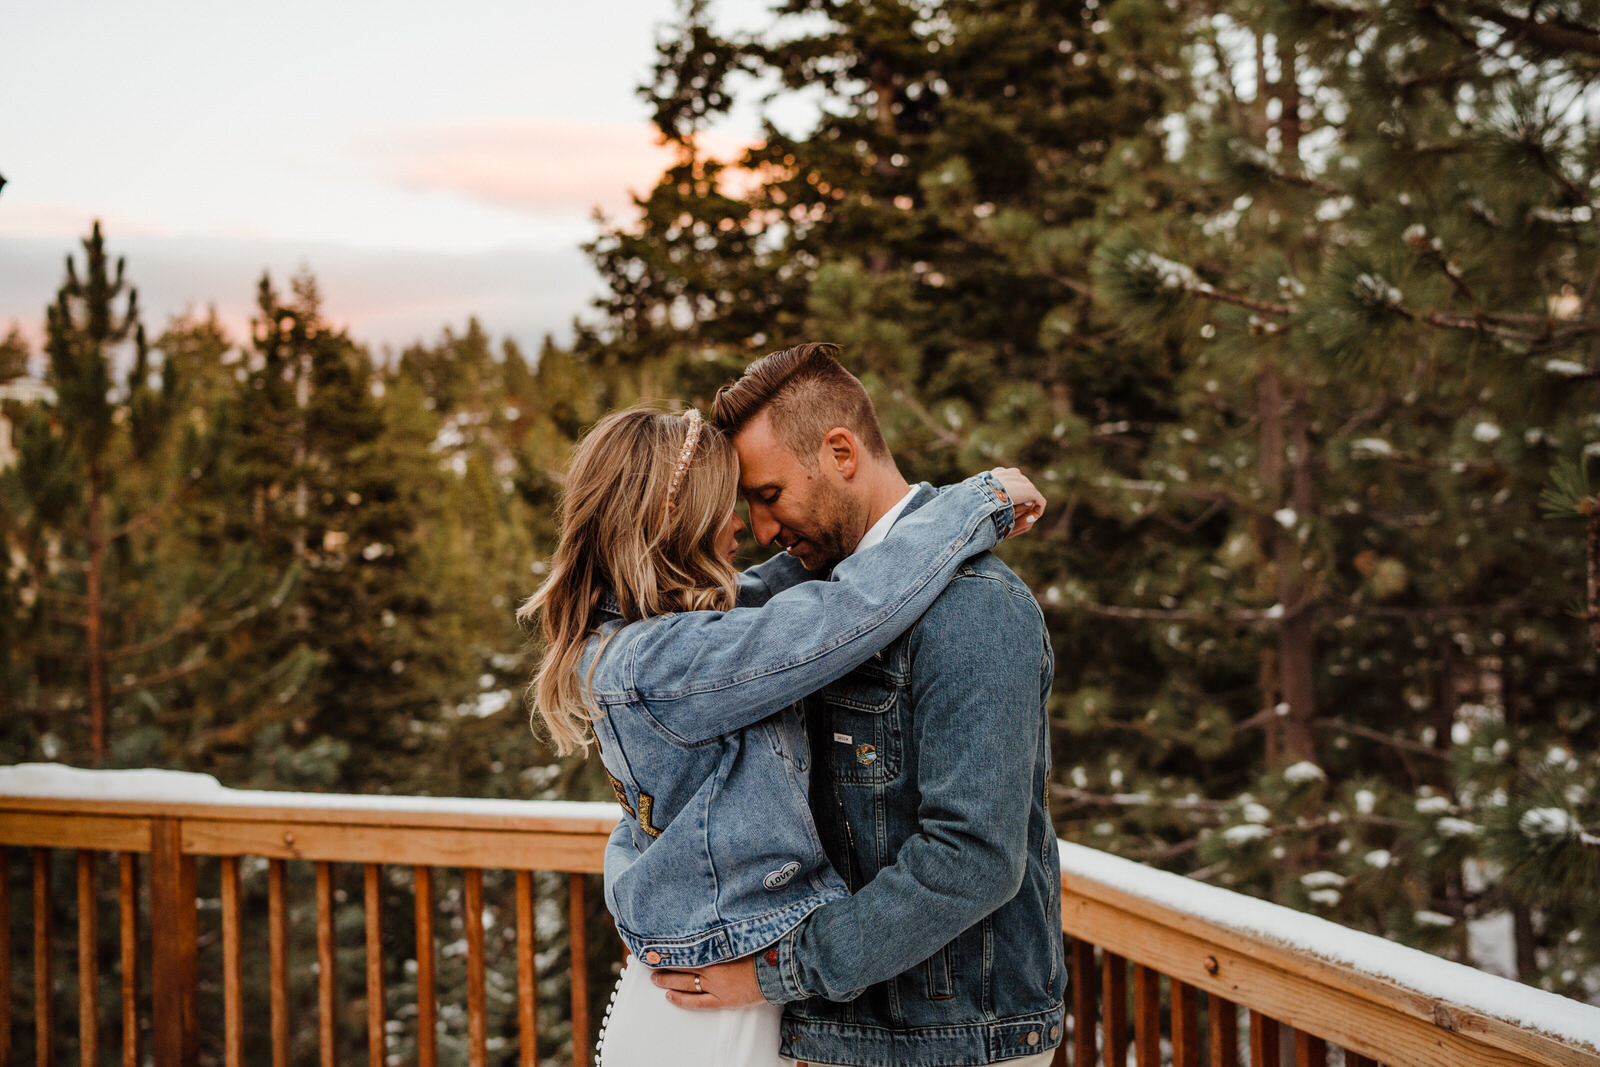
2;778;1597;1066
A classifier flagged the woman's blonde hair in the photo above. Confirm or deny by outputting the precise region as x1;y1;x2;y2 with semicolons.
517;406;740;755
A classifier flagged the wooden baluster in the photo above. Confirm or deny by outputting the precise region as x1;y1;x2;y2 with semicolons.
268;859;289;1067
465;868;487;1067
1208;994;1238;1067
569;873;591;1067
1132;964;1160;1067
1171;979;1198;1067
1249;1011;1281;1067
77;851;99;1067
1;848;10;1067
149;819;197;1067
1343;1053;1378;1067
220;856;244;1067
118;854;139;1067
316;862;338;1067
1293;1031;1326;1066
34;848;53;1067
415;866;437;1067
364;865;386;1067
1101;951;1126;1067
1071;939;1096;1067
515;871;539;1067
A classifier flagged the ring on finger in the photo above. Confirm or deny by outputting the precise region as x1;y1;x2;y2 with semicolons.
693;974;703;993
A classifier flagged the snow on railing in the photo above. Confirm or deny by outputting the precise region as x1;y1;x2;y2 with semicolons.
3;765;1599;1067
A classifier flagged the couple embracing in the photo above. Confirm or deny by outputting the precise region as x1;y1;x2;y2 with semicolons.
523;343;1065;1067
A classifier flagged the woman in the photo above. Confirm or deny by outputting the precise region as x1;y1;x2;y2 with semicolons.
521;406;1042;1066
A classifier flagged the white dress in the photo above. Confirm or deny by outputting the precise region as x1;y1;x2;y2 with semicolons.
593;956;1061;1067
595;955;787;1067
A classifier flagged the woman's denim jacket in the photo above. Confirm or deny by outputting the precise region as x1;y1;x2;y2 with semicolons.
585;474;1016;968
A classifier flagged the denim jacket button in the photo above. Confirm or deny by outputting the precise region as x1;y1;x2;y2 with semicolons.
1050;1024;1061;1041
643;950;663;965
1026;1030;1040;1046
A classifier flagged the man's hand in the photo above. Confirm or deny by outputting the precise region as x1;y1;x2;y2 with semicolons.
649;957;763;1010
989;467;1046;539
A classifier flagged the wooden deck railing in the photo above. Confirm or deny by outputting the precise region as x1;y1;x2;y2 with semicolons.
2;773;1598;1067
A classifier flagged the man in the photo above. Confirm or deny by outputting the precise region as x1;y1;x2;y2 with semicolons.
651;343;1064;1066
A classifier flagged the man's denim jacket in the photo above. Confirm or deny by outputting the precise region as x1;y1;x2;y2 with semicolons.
587;475;1016;970
755;484;1066;1067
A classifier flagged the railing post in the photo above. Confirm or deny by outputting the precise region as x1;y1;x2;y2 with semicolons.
149;817;197;1066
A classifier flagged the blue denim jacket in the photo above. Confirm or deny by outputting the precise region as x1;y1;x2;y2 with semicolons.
754;485;1066;1067
587;474;1016;969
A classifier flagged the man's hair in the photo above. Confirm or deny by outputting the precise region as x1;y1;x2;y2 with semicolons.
710;342;889;468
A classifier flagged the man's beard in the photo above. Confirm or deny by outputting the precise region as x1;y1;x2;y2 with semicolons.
795;477;869;571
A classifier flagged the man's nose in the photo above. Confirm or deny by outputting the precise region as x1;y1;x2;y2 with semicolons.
747;504;781;546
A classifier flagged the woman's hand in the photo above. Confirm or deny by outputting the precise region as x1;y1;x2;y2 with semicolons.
989;467;1046;539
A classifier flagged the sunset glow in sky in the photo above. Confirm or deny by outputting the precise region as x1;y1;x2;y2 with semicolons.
1;0;770;356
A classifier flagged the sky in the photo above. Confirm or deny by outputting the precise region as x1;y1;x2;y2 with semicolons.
0;0;781;361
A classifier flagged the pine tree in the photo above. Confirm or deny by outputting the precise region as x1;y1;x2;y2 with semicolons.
4;223;227;765
0;324;28;380
1089;0;1600;990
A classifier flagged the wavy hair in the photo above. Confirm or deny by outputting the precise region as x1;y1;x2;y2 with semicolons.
517;406;740;755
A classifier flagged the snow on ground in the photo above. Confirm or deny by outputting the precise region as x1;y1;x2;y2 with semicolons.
0;763;619;823
1059;842;1600;1051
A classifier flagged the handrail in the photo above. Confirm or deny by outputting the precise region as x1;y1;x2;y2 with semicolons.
3;769;1599;1067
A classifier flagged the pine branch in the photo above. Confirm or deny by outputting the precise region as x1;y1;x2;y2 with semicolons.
1051;785;1230;812
1225;138;1345;196
110;651;209;695
1464;2;1600;58
1355;596;1539;619
1077;601;1309;625
887;387;967;450
1314;717;1451;758
1196;286;1297;317
106;605;203;663
107;476;200;542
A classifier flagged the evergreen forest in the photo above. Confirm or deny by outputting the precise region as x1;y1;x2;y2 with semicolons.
3;0;1600;1059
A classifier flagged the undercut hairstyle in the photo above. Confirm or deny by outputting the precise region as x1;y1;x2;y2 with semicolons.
710;342;889;469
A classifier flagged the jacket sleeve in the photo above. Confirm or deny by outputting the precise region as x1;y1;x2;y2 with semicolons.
754;573;1049;1003
735;551;814;607
615;474;1015;745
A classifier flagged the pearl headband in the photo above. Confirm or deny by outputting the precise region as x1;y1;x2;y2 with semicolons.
663;408;703;513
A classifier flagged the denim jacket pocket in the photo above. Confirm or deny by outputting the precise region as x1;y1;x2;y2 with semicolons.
925;941;955;1000
763;703;810;771
824;653;905;784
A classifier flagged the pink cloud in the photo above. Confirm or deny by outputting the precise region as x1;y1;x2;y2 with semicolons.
380;120;753;217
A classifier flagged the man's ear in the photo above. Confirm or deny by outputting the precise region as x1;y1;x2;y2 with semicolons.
821;427;859;479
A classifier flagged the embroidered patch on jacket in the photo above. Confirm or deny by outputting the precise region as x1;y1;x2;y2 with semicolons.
636;792;664;839
763;861;801;890
854;743;878;766
604;769;635;818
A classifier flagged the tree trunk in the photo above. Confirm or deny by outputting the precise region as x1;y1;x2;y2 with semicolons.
1253;34;1269;138
1276;34;1301;162
1513;902;1539;982
1586;505;1599;657
1257;362;1316;761
87;463;107;766
1280;383;1317;761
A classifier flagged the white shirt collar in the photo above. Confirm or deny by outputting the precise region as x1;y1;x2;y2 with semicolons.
852;486;919;556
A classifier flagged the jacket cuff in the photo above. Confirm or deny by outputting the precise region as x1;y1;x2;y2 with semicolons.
754;925;811;1004
971;470;1017;540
